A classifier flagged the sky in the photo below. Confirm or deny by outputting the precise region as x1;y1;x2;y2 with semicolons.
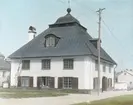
0;0;132;71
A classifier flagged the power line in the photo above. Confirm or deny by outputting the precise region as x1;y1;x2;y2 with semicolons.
72;0;133;58
102;19;133;57
102;19;121;44
57;0;133;58
72;0;98;15
57;0;97;15
57;0;66;4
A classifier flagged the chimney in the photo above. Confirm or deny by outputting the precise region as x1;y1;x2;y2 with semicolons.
28;26;36;41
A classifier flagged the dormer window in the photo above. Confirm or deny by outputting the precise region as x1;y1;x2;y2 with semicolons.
44;34;60;47
46;36;55;47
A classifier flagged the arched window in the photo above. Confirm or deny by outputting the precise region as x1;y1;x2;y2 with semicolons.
44;34;60;47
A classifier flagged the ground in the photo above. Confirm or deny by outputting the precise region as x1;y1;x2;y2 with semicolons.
0;89;67;98
74;95;133;105
0;89;133;105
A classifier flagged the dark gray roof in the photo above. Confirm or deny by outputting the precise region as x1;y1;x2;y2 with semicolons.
116;70;133;77
0;52;4;58
9;9;116;65
55;8;80;25
0;54;11;70
55;13;80;24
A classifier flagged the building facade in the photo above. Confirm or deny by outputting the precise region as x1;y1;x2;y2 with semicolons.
9;8;116;92
0;53;10;87
116;70;133;87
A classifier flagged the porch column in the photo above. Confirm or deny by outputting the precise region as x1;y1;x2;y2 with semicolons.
55;76;58;88
33;76;37;87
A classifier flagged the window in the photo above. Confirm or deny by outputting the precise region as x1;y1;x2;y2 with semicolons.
42;59;51;69
46;36;55;47
63;59;73;69
63;77;72;89
95;60;98;71
45;34;60;47
38;77;55;88
41;77;51;87
108;78;112;88
109;65;111;73
103;63;106;72
21;77;30;87
22;60;30;70
2;71;6;77
93;77;98;89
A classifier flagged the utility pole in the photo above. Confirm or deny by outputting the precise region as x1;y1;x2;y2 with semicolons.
96;8;105;96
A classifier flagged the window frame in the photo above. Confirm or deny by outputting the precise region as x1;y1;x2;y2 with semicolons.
45;36;55;47
2;71;6;77
95;60;98;71
41;77;51;87
103;63;106;72
22;60;30;70
44;34;60;47
109;65;112;73
63;59;74;70
93;77;98;89
63;77;72;89
21;76;30;87
41;59;51;70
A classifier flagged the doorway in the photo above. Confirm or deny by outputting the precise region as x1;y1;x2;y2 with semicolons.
102;76;108;92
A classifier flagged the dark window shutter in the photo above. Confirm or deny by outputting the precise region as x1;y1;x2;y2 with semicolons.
72;77;78;89
93;78;95;89
49;77;55;88
110;78;112;87
37;77;41;88
17;76;21;87
29;77;33;87
58;77;63;89
108;79;109;88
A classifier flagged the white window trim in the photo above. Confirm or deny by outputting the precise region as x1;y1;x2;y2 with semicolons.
63;77;72;89
63;59;74;70
21;77;30;87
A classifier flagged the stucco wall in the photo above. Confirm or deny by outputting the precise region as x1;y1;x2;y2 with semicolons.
84;56;114;89
0;70;10;86
10;56;85;89
10;56;115;89
117;72;133;86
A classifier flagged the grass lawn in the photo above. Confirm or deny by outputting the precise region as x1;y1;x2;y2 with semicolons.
0;88;67;98
74;95;133;105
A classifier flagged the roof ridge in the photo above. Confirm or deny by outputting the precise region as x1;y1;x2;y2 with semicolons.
125;70;133;76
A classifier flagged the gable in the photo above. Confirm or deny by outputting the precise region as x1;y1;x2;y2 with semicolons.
0;58;11;70
118;71;133;77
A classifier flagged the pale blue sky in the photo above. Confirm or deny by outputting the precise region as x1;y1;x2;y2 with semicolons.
0;0;132;71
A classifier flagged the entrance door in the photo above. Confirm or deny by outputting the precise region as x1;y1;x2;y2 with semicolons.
102;76;108;91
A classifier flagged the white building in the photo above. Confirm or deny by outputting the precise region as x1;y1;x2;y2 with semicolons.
0;53;10;87
8;8;116;93
116;70;133;88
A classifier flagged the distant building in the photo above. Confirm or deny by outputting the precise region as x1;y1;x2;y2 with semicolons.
8;8;116;93
116;69;133;87
0;53;10;87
